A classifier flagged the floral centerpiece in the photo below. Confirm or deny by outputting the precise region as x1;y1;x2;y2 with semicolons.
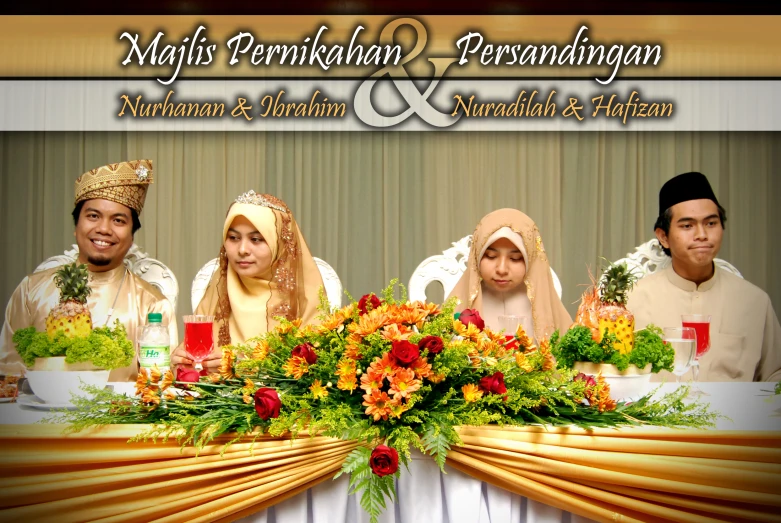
59;281;713;522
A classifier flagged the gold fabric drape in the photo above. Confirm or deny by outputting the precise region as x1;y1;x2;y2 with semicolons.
1;424;779;523
1;132;780;334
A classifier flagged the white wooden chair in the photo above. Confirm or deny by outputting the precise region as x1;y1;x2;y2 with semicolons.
34;243;180;312
191;257;343;313
612;239;742;280
408;235;563;303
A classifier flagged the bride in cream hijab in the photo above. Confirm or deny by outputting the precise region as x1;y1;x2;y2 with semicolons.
172;191;324;369
448;209;572;342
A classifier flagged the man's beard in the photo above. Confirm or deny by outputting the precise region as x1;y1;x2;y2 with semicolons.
87;255;113;267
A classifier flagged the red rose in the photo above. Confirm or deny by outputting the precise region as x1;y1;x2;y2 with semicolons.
369;445;399;477
391;340;420;366
254;388;282;420
459;309;485;330
358;294;382;315
176;367;201;390
479;371;507;396
291;342;317;365
574;372;597;388
418;335;444;356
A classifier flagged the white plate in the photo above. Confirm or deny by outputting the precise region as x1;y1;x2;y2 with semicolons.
17;394;77;410
0;397;15;403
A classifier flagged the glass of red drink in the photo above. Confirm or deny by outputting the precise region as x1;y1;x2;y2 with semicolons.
498;315;527;350
681;314;711;394
184;315;215;371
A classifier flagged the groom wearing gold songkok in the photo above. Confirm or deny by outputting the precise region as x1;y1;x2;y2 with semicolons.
0;160;177;381
627;172;781;382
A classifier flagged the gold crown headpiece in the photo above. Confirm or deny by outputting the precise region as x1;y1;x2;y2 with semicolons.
234;190;289;213
74;159;154;214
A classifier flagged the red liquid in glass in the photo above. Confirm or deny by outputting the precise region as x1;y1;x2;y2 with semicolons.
185;322;214;361
682;321;710;357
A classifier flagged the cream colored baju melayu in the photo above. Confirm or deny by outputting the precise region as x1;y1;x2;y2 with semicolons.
0;264;177;381
627;265;781;382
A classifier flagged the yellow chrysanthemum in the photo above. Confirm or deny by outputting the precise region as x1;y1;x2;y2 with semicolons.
428;372;446;384
514;326;533;350
462;384;483;403
515;352;534;373
220;348;236;380
310;379;329;400
250;339;270;361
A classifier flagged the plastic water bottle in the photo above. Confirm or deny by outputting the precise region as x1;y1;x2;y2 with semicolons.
138;312;170;376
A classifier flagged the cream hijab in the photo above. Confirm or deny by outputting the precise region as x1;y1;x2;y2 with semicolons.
448;209;572;341
197;193;324;346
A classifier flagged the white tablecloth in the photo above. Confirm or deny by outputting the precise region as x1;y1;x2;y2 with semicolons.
2;381;780;522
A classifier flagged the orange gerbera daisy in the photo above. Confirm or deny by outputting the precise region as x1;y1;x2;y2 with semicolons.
412;301;441;318
360;368;385;393
389;368;420;399
362;389;394;421
141;388;161;406
160;369;175;391
381;323;413;342
282;356;309;379
344;344;363;360
538;339;557;371
462;383;483;403
369;352;398;380
348;309;388;339
409;357;432;379
149;364;162;384
135;369;149;396
585;375;617;413
310;379;329;400
319;311;347;331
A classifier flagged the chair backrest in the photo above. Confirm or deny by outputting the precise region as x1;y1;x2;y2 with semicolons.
408;235;563;303
34;244;180;312
612;238;743;280
191;257;343;313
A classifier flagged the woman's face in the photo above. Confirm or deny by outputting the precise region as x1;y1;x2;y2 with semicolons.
479;237;526;293
224;215;273;278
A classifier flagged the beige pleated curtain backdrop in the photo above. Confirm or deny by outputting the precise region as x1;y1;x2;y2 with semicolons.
1;132;779;333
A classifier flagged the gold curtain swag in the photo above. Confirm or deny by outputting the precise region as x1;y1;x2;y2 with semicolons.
0;424;779;522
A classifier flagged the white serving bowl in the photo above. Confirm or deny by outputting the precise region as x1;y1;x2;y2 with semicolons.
26;357;110;404
573;362;653;401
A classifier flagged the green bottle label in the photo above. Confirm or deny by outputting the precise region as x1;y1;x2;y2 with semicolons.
139;345;171;369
